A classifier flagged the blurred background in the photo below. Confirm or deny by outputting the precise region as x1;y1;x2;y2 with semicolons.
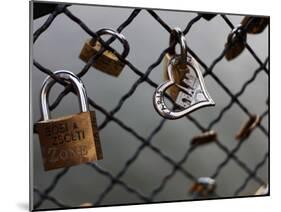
31;2;269;210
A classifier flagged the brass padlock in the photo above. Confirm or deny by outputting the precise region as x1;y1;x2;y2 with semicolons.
163;29;190;101
79;28;130;77
35;70;103;171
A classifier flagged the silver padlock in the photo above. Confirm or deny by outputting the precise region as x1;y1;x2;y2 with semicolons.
153;27;215;119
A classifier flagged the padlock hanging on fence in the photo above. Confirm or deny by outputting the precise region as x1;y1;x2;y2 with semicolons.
224;24;247;61
235;114;261;141
153;27;215;119
162;29;191;101
224;16;269;61
189;177;216;198
35;70;103;171
79;28;130;77
241;16;269;34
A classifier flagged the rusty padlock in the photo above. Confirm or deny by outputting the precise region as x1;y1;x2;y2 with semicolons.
163;29;190;101
35;70;103;171
79;28;130;77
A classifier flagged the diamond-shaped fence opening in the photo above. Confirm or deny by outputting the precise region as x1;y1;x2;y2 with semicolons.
31;2;269;210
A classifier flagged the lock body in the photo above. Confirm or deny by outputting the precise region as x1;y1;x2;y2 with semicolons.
224;25;247;61
36;111;102;171
163;53;190;101
241;17;269;34
153;28;215;119
79;39;125;77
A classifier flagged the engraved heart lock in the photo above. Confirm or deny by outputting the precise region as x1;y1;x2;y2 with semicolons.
153;28;215;119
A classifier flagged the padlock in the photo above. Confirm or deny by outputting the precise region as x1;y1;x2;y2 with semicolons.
163;29;190;101
235;114;260;141
224;24;247;61
79;28;130;77
191;130;217;146
255;184;268;195
241;16;269;34
35;70;103;171
189;177;216;198
153;28;214;119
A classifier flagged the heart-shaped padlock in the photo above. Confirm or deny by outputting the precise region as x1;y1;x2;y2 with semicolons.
153;28;215;119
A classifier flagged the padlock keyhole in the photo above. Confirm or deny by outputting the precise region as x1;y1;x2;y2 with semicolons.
182;98;188;102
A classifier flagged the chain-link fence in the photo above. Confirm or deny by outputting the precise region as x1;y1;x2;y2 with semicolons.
31;2;269;210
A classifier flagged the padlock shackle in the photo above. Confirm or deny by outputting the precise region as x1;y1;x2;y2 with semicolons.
40;70;89;121
168;27;188;64
92;28;130;58
227;24;246;43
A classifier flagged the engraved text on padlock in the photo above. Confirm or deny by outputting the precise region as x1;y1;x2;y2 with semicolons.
154;55;215;119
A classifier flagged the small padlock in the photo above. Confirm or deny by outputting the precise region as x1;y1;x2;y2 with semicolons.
79;28;130;77
189;177;216;198
224;24;247;61
163;29;190;101
241;16;269;34
35;70;103;171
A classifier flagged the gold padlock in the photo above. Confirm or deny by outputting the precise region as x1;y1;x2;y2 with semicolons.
79;28;130;77
163;29;190;101
35;70;103;171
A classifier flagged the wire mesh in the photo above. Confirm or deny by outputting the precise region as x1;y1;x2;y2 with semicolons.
31;2;269;210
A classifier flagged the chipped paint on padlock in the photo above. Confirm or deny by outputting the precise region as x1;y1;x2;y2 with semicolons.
35;70;103;171
79;28;129;77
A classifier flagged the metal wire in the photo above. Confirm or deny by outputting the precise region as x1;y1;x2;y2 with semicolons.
32;3;269;210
